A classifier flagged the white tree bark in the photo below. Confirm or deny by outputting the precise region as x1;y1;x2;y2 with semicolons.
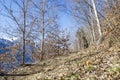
91;0;102;42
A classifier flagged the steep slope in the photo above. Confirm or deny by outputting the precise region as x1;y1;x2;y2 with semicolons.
1;43;120;80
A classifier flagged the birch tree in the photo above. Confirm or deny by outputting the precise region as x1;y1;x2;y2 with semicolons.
91;0;102;44
69;0;96;46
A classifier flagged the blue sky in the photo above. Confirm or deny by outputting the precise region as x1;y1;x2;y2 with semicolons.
0;0;79;41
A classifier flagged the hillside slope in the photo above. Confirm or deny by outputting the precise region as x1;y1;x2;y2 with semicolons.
1;43;120;80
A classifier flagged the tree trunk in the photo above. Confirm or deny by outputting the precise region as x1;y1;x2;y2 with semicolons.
22;1;26;65
91;0;102;44
89;5;96;44
40;0;45;60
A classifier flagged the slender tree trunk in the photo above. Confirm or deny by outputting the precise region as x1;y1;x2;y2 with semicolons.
41;0;45;60
91;0;102;44
22;1;26;65
89;5;96;44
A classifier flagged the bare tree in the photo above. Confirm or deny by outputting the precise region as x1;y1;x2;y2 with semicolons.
1;0;32;65
31;0;59;60
91;0;102;44
41;0;46;60
68;0;104;47
68;0;96;47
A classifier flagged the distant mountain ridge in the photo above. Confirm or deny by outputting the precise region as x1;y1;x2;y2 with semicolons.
0;38;35;71
0;38;14;54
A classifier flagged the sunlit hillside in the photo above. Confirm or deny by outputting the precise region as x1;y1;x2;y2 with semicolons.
0;0;120;80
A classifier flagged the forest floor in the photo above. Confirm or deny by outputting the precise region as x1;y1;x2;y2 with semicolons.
1;43;120;80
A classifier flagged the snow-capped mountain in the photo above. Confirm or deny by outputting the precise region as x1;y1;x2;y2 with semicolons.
0;38;14;54
0;38;35;71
